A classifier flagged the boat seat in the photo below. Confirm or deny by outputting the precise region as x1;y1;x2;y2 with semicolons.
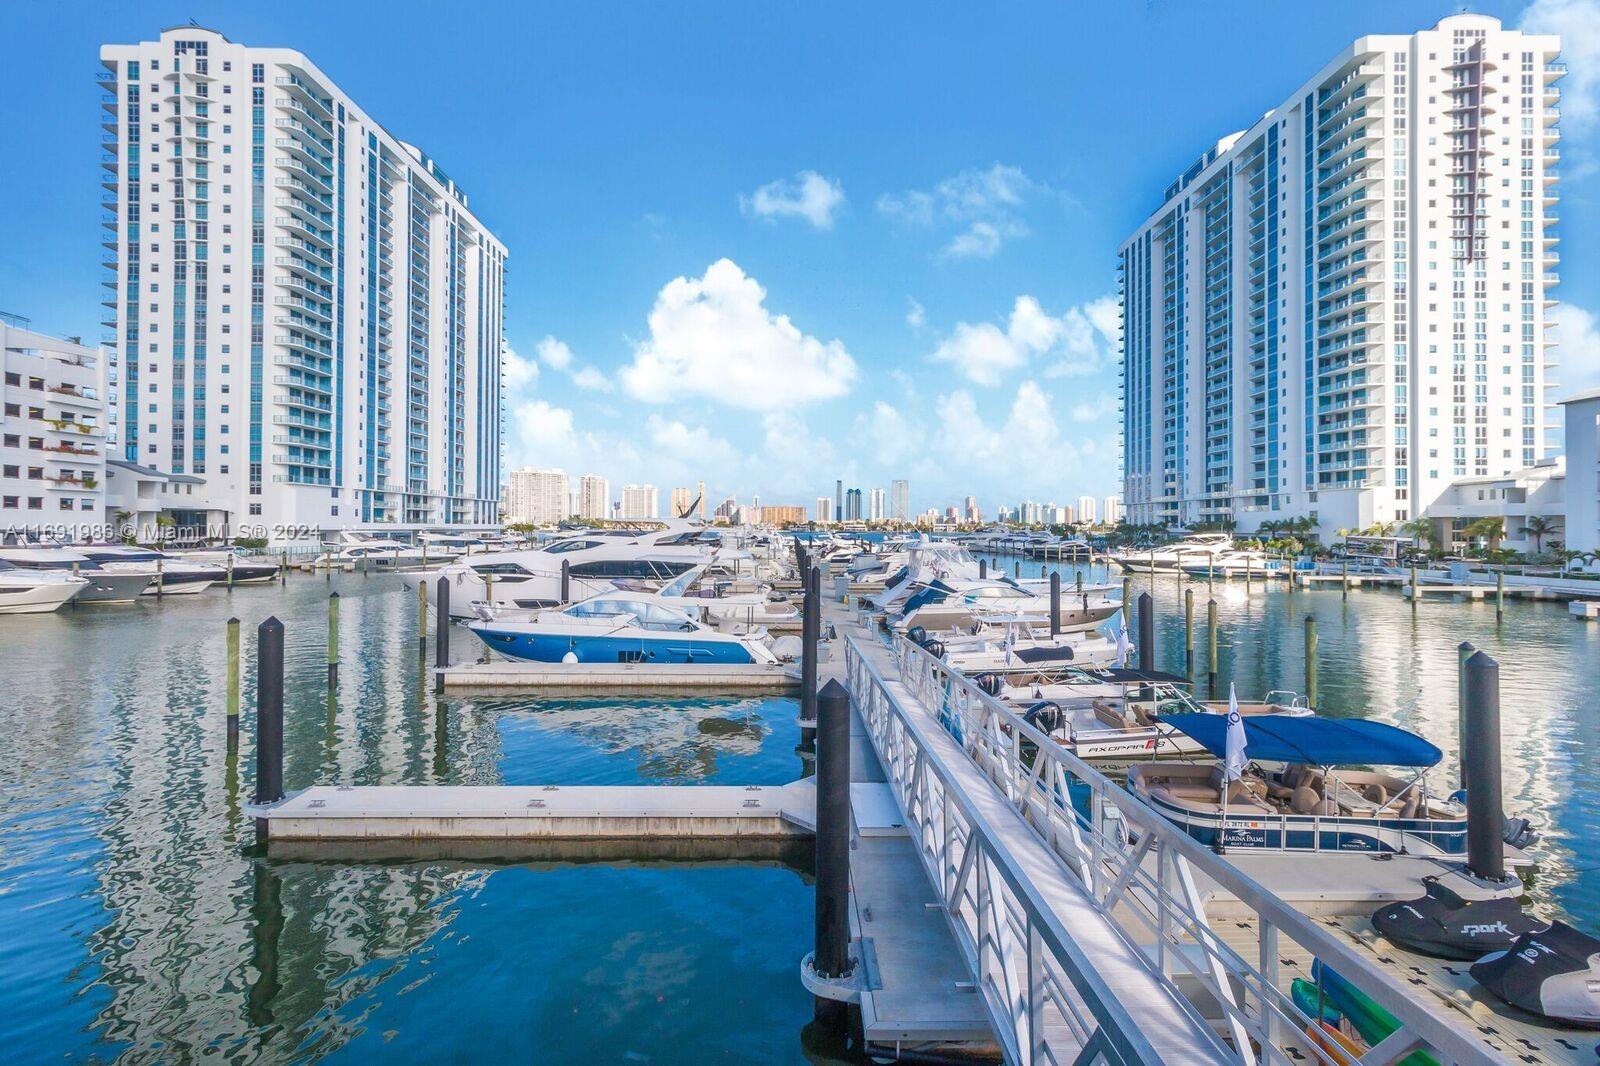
1290;785;1338;816
1092;699;1132;730
1363;783;1389;806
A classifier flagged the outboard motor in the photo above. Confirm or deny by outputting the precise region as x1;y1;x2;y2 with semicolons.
1503;815;1538;851
972;673;1003;697
906;626;928;647
1022;701;1064;734
922;640;945;659
1371;877;1548;960
1470;921;1600;1026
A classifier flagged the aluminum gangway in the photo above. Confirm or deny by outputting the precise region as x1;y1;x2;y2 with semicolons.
837;609;1503;1065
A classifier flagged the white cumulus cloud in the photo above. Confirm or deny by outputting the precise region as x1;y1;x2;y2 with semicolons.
536;335;574;371
741;170;845;229
503;345;539;391
620;258;859;410
533;334;612;392
1523;0;1600;136
1553;302;1600;392
930;294;1115;386
878;164;1047;259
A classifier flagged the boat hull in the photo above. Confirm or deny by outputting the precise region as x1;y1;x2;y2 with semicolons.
471;628;758;665
75;572;158;604
0;578;84;614
1141;790;1468;858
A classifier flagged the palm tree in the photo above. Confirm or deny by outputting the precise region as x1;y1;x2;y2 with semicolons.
1463;517;1505;552
1401;517;1433;547
1521;516;1556;556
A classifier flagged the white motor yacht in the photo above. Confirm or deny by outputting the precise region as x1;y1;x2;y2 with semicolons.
75;546;221;595
0;559;88;614
0;546;154;603
1109;532;1235;572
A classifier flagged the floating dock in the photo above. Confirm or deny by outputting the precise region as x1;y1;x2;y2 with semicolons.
438;659;799;691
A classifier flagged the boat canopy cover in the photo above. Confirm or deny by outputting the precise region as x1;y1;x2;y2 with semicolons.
1080;667;1189;686
1157;713;1442;768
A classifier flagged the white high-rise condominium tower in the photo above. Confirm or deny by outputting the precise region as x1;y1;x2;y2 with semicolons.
669;486;692;518
621;484;658;520
890;479;909;521
815;496;831;523
1076;495;1097;524
1119;14;1561;536
868;487;885;521
1102;495;1122;525
504;468;567;525
578;475;609;520
99;27;507;537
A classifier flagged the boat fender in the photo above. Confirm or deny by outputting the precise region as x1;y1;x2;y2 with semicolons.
1023;701;1064;734
1371;877;1548;960
561;651;578;664
1470;921;1600;1026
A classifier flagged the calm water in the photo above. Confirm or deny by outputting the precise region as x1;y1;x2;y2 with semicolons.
0;573;821;1063
976;553;1600;928
2;563;1597;1062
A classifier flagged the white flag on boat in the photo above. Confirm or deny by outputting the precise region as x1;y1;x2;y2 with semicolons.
1225;682;1248;781
1115;618;1130;668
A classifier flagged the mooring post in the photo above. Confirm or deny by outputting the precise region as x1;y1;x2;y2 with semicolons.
813;678;854;1025
1207;598;1219;698
327;592;340;689
1137;591;1155;672
226;616;241;751
227;553;235;590
1121;575;1131;618
1342;558;1349;599
1244;555;1251;589
1184;587;1194;680
1410;563;1419;606
254;616;285;832
979;559;987;579
1496;571;1504;622
800;566;820;749
434;576;450;695
1013;559;1019;577
155;557;165;598
280;549;288;584
560;559;571;604
1303;615;1318;708
417;579;428;652
1050;571;1061;637
1463;651;1505;883
1457;641;1476;790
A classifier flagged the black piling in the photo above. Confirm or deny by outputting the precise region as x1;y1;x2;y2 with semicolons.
813;678;854;1026
434;576;450;694
1137;591;1155;672
1049;571;1061;637
254;616;285;835
1463;650;1506;883
979;559;987;579
560;559;571;604
800;566;820;749
1457;641;1476;788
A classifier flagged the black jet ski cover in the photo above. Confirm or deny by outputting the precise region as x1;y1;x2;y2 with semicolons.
1371;877;1547;960
1470;920;1600;1026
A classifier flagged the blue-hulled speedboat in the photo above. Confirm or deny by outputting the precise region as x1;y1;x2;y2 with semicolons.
465;590;779;665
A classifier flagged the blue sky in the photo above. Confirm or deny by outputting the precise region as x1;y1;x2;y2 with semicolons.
3;1;1597;516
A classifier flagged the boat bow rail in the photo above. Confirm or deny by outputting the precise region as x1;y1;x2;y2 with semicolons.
851;629;1504;1065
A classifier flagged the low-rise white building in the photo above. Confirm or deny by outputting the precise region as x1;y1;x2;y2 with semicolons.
1;321;108;535
1560;389;1600;563
1423;457;1565;555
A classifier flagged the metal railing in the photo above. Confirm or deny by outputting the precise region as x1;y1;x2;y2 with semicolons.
844;627;1500;1065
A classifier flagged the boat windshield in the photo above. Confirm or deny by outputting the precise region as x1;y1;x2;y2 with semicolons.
566;598;697;631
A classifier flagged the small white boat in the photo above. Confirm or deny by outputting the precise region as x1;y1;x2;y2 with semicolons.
0;559;87;614
891;577;1119;634
906;616;1120;673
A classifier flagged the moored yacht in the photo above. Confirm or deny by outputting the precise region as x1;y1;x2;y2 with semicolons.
75;546;221;595
1109;532;1234;572
0;559;88;614
0;546;153;603
466;590;780;665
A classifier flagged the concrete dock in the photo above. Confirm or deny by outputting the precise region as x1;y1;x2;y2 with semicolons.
438;659;799;691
